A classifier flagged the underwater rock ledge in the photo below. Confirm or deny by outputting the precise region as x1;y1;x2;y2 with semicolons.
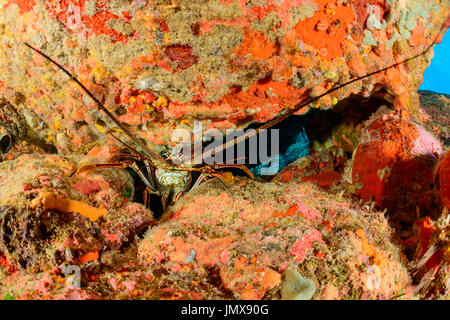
0;0;448;155
0;1;449;300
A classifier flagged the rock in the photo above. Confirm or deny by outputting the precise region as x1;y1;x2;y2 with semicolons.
0;0;447;154
419;91;450;147
435;151;450;209
137;177;414;300
0;154;153;272
274;146;347;189
56;289;103;300
0;155;423;300
352;111;443;215
0;0;448;301
280;267;316;300
0;206;44;271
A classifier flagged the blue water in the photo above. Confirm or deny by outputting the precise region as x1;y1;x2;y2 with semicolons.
420;30;450;94
249;115;310;176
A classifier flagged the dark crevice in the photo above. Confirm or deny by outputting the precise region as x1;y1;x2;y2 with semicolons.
224;93;395;177
257;74;273;84
204;265;235;299
129;93;394;218
0;134;12;154
305;94;393;150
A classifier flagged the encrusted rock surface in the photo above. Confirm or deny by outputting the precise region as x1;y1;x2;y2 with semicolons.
0;155;415;299
0;1;449;301
352;111;443;215
436;150;450;210
137;178;414;300
0;108;449;299
0;154;153;274
420;90;450;146
0;0;447;155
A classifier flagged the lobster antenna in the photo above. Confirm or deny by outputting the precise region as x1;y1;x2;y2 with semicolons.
23;42;169;166
196;18;449;163
108;131;152;162
257;18;450;130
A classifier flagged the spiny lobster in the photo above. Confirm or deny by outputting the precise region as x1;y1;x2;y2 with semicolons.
23;21;447;213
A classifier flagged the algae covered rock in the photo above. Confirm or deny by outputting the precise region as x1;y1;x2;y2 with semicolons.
0;0;448;301
0;153;431;300
352;111;443;214
137;177;415;300
0;0;447;154
0;154;153;274
435;150;450;209
419;91;450;147
0;205;45;271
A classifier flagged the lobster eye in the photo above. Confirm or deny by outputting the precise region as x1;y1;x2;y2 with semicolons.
0;133;12;154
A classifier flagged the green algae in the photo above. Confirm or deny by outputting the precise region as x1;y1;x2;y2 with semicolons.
289;1;319;28
251;12;282;40
363;30;378;46
3;293;15;300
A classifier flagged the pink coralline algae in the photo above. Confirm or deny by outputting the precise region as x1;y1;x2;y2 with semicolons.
135;178;414;300
289;229;324;263
0;147;447;299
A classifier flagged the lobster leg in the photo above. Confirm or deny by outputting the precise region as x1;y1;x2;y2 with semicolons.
129;162;159;194
173;190;185;203
188;170;233;199
77;158;159;194
76;161;133;175
191;172;209;191
143;186;157;208
144;160;157;189
209;163;255;179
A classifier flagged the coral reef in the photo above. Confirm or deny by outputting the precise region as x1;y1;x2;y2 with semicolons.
137;177;414;300
0;157;415;300
352;111;443;220
419;90;450;146
0;154;153;275
436;151;450;209
0;0;448;301
0;94;448;300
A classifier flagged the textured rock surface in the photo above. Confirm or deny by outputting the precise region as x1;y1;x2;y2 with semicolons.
0;1;449;301
0;156;415;299
1;128;448;299
352;111;443;214
419;90;450;147
436;150;450;209
0;0;447;155
0;154;153;274
137;178;414;300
